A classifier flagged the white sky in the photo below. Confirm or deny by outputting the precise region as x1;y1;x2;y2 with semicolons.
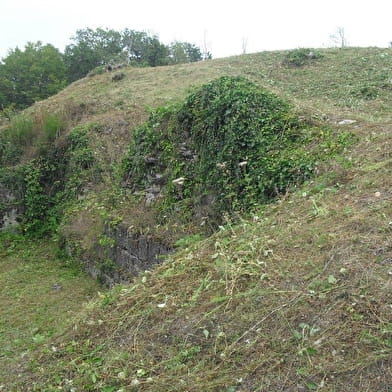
1;0;392;60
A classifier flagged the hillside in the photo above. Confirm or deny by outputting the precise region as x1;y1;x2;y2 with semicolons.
0;47;391;391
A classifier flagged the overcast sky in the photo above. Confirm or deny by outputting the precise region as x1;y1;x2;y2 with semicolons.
1;0;391;60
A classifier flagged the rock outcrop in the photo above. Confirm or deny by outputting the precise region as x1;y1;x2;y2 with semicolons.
85;224;172;286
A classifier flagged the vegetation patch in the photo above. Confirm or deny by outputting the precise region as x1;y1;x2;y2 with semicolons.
0;115;102;237
0;232;99;388
0;114;34;164
283;48;324;67
123;76;351;227
2;48;392;391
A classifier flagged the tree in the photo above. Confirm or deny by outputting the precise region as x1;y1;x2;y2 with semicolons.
144;37;169;66
122;29;169;67
64;28;206;80
64;28;123;82
330;27;348;48
0;42;67;109
168;41;202;64
64;28;173;80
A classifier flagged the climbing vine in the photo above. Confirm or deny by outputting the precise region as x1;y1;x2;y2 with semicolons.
123;76;352;226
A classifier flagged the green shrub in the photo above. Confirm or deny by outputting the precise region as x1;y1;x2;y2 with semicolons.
283;48;323;67
70;148;95;170
22;160;55;236
68;125;90;149
123;76;350;226
0;134;22;165
17;124;97;237
0;118;100;237
67;125;95;169
0;104;16;121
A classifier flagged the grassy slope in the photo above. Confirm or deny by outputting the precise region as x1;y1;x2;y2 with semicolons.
0;234;100;387
2;47;392;391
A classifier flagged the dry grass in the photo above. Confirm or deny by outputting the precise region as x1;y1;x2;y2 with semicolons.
9;119;391;391
2;47;392;391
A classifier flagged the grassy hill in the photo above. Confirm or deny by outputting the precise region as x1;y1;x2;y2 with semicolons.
1;47;392;391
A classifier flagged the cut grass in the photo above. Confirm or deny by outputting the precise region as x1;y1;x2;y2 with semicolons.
0;233;100;388
19;47;392;132
9;121;392;391
1;47;392;391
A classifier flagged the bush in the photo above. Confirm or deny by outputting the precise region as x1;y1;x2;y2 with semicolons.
123;76;349;226
0;116;101;237
67;125;95;170
22;160;55;236
283;48;323;67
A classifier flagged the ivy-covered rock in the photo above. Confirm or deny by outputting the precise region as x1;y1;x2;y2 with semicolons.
123;76;350;226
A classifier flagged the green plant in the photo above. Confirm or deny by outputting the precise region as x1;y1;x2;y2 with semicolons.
283;48;323;67
357;84;379;100
123;76;349;227
67;125;96;169
0;103;16;120
9;114;34;145
68;125;90;147
0;114;34;164
21;160;56;236
41;112;66;142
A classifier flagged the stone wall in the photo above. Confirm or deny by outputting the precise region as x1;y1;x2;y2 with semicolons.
0;185;20;230
84;224;172;286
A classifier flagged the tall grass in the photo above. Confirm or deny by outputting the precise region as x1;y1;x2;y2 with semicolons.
41;112;67;142
9;114;34;145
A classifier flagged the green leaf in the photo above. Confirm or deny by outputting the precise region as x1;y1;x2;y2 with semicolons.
293;330;302;339
306;381;318;390
32;333;45;344
328;275;337;284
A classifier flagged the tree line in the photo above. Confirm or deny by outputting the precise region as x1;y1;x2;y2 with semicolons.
0;28;211;112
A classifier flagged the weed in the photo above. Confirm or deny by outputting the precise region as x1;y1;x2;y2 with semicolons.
0;114;34;164
283;48;323;67
41;112;67;142
9;113;34;145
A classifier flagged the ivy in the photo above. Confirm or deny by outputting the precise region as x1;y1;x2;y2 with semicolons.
22;160;54;236
123;76;351;226
4;123;99;237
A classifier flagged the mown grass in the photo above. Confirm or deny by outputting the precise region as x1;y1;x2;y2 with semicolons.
30;47;392;121
0;233;100;388
1;47;392;391
7;122;392;391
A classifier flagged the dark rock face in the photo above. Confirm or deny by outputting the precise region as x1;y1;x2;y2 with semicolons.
86;224;172;286
0;185;20;230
